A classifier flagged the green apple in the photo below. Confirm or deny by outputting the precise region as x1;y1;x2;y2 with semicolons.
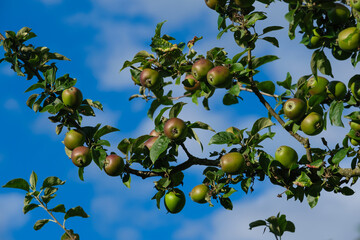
220;152;245;174
182;74;201;92
307;76;329;96
62;87;83;108
191;59;214;81
338;27;360;52
64;129;86;150
283;98;307;122
275;146;298;169
301;112;324;136
327;3;350;25
189;184;210;204
206;66;232;88
164;188;186;214
140;68;162;89
234;0;255;8
327;81;347;100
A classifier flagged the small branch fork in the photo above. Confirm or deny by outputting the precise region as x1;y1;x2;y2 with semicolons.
33;195;76;240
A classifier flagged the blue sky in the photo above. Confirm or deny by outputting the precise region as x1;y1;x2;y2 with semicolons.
1;0;360;239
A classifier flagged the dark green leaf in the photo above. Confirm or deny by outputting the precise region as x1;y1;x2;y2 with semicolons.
29;171;37;191
50;204;66;213
219;197;233;210
3;178;30;191
188;121;215;132
277;72;292;90
250;117;274;136
123;173;131;188
209;132;234;145
293;172;312;187
341;186;355;196
249;220;267;229
64;206;89;220
262;37;279;47
223;93;239;105
252;55;279;69
257;81;275;95
169;102;186;118
93;125;119;141
23;203;39;214
41;177;65;189
262;26;284;34
33;219;49;230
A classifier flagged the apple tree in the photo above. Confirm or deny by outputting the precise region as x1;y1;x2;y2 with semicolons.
2;0;360;239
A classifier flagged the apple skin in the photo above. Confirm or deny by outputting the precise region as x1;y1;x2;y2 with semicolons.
149;129;160;137
64;129;86;150
283;98;307;122
338;27;360;52
300;112;324;136
140;68;162;89
164;188;186;214
351;138;360;146
275;146;298;169
350;80;360;100
164;118;187;140
191;59;214;81
352;0;360;11
189;184;209;204
204;0;219;9
71;146;92;167
220;152;245;174
332;46;352;61
183;74;201;92
104;154;125;176
144;136;158;150
62;87;83;108
350;121;360;131
206;66;232;88
307;76;329;96
327;81;347;100
327;3;350;25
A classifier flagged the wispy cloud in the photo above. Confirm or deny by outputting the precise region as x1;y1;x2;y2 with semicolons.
3;98;20;111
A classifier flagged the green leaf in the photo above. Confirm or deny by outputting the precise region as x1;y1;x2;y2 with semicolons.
64;206;89;220
148;99;161;120
188;121;215;132
277;72;292;90
317;51;333;77
93;125;119;141
3;178;30;192
29;171;38;191
249;220;267;229
329;101;344;127
219;197;233;210
257;81;275;95
41;177;65;189
154;21;167;38
223;93;239;105
23;203;39;214
332;148;349;164
252;55;279;69
223;188;237;198
262;26;284;34
209;132;234;145
26;94;39;109
250;117;274;136
306;193;319;208
169;102;186;118
50;204;66;213
25;83;45;93
245;12;267;26
150;136;171;163
262;37;279;47
61;230;79;240
123;173;131;188
33;219;49;230
293;172;312;187
341;186;355;196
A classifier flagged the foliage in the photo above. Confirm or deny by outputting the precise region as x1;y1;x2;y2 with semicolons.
2;0;360;239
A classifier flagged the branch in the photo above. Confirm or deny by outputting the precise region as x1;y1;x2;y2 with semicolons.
246;49;313;162
34;195;76;240
0;33;5;41
338;167;360;178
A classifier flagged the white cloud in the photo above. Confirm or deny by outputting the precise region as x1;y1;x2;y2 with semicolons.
31;114;59;139
116;227;141;240
3;98;20;111
0;194;29;240
174;183;360;240
0;65;15;77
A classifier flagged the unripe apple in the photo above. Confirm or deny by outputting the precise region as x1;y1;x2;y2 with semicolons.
207;66;232;88
300;112;324;136
64;129;86;150
351;138;360;146
149;129;160;137
327;3;350;25
350;121;360;131
275;146;298;169
104;154;124;176
220;152;245;174
144;136;158;150
62;87;83;108
183;74;201;92
164;118;187;140
164;188;186;214
191;59;214;81
352;0;360;11
307;76;329;96
338;27;360;52
189;184;209;204
350;80;360;100
327;81;347;100
234;0;255;8
71;146;92;167
140;68;162;89
283;98;307;122
204;0;220;9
